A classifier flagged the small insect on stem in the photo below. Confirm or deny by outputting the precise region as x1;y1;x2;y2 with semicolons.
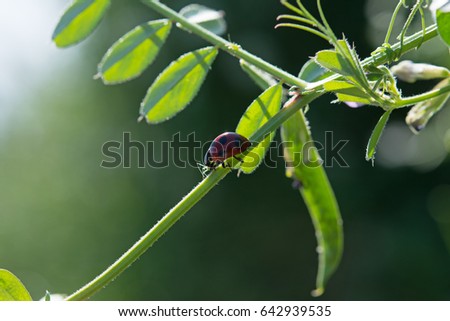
200;132;251;178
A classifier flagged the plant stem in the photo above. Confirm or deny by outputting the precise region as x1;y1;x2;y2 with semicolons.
65;90;316;301
65;168;229;301
398;0;424;55
275;23;329;41
251;92;321;142
365;24;438;66
306;24;439;91
141;0;308;89
396;82;450;108
65;1;441;300
384;1;403;44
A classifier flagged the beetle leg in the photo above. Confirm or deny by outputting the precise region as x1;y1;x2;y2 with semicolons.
233;155;243;163
197;163;209;179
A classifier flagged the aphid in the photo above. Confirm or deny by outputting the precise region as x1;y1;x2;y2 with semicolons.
199;132;251;177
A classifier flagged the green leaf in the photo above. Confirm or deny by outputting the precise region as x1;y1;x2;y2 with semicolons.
315;49;354;78
336;39;368;85
281;110;343;297
324;80;369;98
179;4;227;36
406;78;450;134
239;60;278;91
298;58;332;82
140;47;218;124
52;0;111;48
235;84;283;174
437;4;450;47
97;20;172;84
366;110;392;163
335;93;372;105
0;269;32;301
316;40;369;89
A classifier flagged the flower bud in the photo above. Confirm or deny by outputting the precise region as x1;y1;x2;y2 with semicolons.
391;60;450;83
406;78;450;134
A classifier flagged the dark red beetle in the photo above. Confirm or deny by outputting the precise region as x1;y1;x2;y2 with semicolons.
202;132;251;173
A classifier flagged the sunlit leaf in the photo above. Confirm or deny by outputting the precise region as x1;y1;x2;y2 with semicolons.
281;109;343;297
326;80;371;106
239;60;278;90
0;269;32;301
366;110;392;163
52;0;111;48
179;4;227;36
315;49;354;78
140;47;218;124
335;93;372;105
235;84;283;174
436;4;450;47
316;40;369;88
336;39;368;86
98;19;172;84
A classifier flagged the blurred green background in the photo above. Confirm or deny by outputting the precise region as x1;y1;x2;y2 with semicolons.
1;0;449;300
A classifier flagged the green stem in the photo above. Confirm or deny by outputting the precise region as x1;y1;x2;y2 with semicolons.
141;0;308;89
277;14;317;26
306;24;439;91
66;1;441;301
396;82;450;108
65;169;228;301
65;90;317;301
275;23;329;41
365;24;438;65
281;0;307;17
251;92;321;142
384;1;403;44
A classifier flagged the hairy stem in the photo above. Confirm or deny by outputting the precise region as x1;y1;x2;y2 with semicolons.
396;83;450;108
141;0;308;89
306;24;439;91
365;24;438;65
65;168;228;301
65;0;441;300
65;90;318;300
